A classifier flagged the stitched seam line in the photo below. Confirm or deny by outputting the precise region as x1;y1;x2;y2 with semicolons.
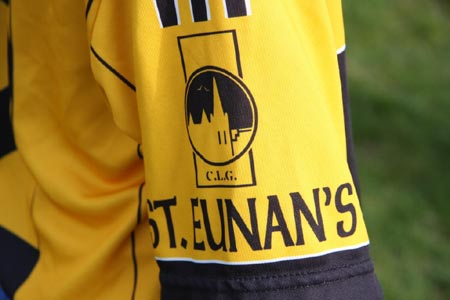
243;270;374;294
165;270;374;294
90;46;136;91
162;258;371;283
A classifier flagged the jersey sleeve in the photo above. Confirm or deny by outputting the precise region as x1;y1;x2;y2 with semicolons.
88;1;383;299
85;0;141;142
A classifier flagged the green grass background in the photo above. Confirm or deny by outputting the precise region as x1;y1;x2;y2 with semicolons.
343;0;450;299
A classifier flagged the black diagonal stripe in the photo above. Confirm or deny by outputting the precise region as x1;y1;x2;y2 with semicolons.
338;51;360;198
85;0;94;18
155;0;179;28
190;0;208;22
1;0;9;5
225;0;247;18
90;46;136;92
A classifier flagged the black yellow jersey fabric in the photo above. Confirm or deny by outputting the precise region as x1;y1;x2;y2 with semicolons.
0;0;383;299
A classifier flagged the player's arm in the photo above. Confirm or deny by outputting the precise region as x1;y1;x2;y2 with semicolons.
87;1;383;299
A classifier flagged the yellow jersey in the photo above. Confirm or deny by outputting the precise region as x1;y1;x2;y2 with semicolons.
0;0;382;299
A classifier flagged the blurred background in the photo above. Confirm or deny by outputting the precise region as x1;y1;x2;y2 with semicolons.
344;0;450;299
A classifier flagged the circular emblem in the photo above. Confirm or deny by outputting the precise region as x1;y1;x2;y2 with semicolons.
185;66;257;166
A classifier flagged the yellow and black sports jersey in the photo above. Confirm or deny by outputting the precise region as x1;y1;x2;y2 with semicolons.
0;1;383;299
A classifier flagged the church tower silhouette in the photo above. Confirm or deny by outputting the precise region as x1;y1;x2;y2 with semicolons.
188;77;235;163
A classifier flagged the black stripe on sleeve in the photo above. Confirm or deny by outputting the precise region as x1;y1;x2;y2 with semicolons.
338;51;360;198
155;0;179;28
190;0;208;22
0;227;39;299
90;46;136;92
157;246;382;300
224;0;247;18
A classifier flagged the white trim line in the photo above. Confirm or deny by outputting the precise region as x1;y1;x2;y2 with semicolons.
245;0;252;16
337;44;346;55
155;241;370;266
205;0;211;20
189;0;194;22
222;0;229;18
152;0;164;28
174;0;181;25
